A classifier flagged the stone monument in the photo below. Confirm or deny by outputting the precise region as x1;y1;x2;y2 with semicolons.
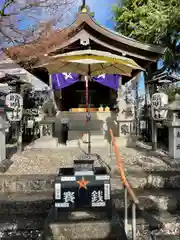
0;99;13;172
116;81;135;146
166;94;180;159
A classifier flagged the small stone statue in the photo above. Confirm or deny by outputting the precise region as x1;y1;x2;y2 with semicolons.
40;99;56;117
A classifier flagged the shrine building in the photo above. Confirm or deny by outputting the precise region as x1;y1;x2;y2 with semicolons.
4;2;166;147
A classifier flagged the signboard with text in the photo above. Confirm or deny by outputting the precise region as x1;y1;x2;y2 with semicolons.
54;173;111;209
151;93;168;121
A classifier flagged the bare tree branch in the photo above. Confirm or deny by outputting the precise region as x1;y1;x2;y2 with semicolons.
0;0;77;46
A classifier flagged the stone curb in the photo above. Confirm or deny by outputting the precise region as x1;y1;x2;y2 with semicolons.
0;174;55;193
0;189;180;213
111;168;180;189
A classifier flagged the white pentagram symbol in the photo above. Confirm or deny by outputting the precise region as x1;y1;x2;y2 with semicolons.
62;72;73;80
97;74;105;79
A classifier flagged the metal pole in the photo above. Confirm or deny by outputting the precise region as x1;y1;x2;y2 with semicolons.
88;122;91;154
132;203;136;240
17;120;22;153
124;187;128;235
85;75;91;154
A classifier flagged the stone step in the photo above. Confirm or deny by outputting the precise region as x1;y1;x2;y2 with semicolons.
61;112;111;121
126;211;180;239
0;229;42;240
0;174;55;193
1;187;180;213
0;192;180;239
2;171;180;193
0;191;180;239
68;130;105;141
112;188;180;212
66;139;109;148
2;168;180;193
0;191;53;213
0;212;179;240
113;137;130;147
68;120;103;131
25;136;58;149
111;169;180;189
0;214;46;231
45;220;123;240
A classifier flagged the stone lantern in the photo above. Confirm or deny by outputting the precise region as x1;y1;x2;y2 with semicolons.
166;94;180;159
0;99;13;172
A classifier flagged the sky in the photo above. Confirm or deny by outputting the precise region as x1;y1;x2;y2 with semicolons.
17;0;117;30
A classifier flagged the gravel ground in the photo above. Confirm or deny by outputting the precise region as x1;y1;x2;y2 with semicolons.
1;143;172;175
4;146;112;175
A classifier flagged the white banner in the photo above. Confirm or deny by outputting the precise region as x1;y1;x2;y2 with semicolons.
5;93;23;122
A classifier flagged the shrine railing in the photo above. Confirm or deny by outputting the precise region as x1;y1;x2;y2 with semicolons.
109;129;139;240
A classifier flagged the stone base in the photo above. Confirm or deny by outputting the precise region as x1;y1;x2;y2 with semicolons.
114;136;133;147
44;209;123;240
68;130;104;141
45;221;118;240
66;139;109;148
0;159;13;173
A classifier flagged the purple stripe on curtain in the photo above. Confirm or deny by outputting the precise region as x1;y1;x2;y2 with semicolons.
51;73;79;89
93;74;120;91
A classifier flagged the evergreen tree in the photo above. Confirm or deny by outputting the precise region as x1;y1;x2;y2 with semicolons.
112;0;180;72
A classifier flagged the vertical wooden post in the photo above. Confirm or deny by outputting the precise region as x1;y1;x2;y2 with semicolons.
135;78;139;135
151;83;157;150
0;114;6;162
116;76;122;137
16;85;22;153
147;63;158;150
17;120;22;153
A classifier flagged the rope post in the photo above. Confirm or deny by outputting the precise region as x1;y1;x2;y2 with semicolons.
132;202;137;240
124;186;128;235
